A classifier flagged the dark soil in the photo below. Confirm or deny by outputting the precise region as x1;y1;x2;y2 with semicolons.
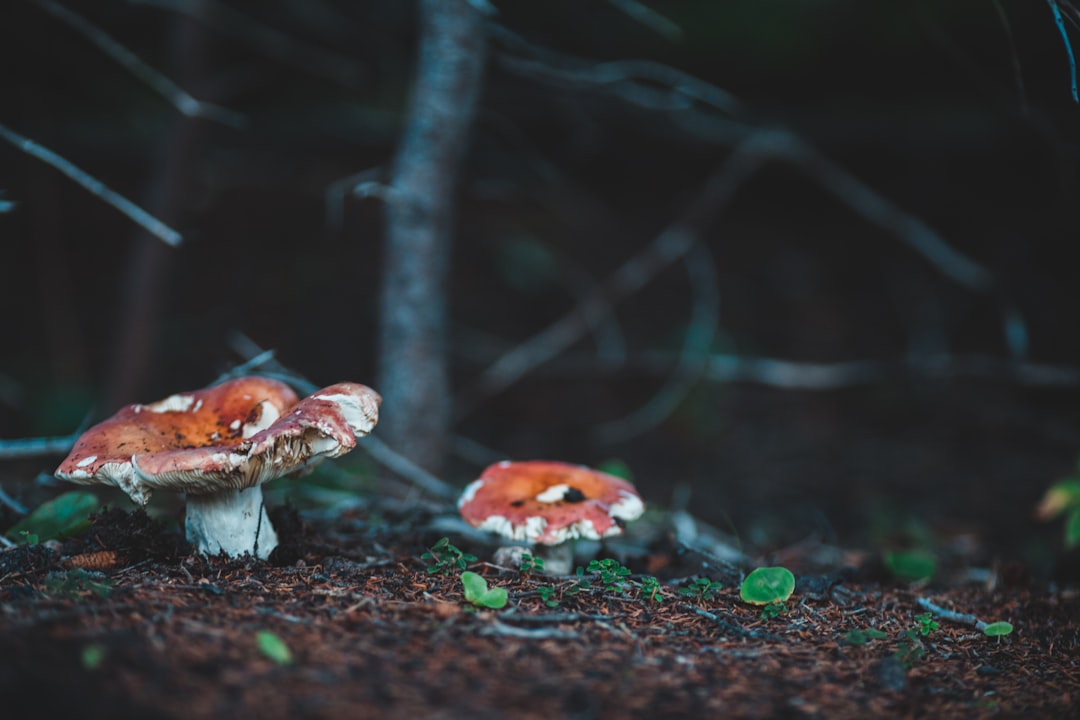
1;507;1077;719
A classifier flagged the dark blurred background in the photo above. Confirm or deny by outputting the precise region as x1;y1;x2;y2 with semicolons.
2;0;1079;566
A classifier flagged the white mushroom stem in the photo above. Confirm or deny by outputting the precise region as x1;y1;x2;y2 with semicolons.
184;486;278;560
535;542;575;576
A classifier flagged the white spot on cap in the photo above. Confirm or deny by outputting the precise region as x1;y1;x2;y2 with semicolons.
609;490;645;522
76;455;98;468
535;483;572;503
457;479;486;508
242;401;280;439
229;420;241;431
144;394;195;413
497;460;511;468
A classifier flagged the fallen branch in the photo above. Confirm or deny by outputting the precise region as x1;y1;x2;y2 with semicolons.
916;597;988;632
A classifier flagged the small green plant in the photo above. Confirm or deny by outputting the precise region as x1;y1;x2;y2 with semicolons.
536;585;559;608
639;575;665;604
885;549;937;583
519;553;545;574
983;621;1014;638
760;601;787;620
565;566;593;596
81;643;107;670
587;558;632;593
18;531;39;545
678;576;722;600
256;630;293;665
844;627;889;645
422;537;477;575
461;571;508;609
894;628;927;668
1036;477;1080;548
5;491;98;543
916;612;939;637
739;566;795;606
43;569;113;599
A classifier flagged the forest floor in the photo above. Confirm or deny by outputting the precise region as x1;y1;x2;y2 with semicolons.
1;504;1077;719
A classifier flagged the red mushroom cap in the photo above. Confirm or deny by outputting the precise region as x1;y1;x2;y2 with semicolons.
55;378;380;504
457;460;645;544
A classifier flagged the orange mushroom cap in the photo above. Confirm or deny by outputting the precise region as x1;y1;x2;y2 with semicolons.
55;377;380;504
457;460;645;544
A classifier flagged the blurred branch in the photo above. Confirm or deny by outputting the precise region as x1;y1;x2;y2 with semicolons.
490;23;742;117
593;240;719;444
606;0;682;42
492;23;993;292
35;0;245;127
0;485;28;515
0;430;82;460
538;351;1080;390
455;131;770;418
378;0;487;473
1046;0;1080;102
131;0;368;90
0;122;183;247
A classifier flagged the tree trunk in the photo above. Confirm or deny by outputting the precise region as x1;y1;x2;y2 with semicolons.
377;0;487;474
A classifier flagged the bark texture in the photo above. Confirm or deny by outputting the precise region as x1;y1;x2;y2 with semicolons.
377;0;487;474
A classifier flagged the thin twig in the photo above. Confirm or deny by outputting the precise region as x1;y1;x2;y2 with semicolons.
606;0;682;41
594;239;719;444
35;0;245;127
478;620;579;639
528;351;1080;390
916;597;988;631
493;27;992;292
0;122;182;247
0;429;84;460
0;485;29;515
454;132;769;418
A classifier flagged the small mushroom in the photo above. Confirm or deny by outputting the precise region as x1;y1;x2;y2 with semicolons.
55;377;380;559
457;460;645;574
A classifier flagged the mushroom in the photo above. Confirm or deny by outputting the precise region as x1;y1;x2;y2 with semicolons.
457;460;645;575
55;377;380;559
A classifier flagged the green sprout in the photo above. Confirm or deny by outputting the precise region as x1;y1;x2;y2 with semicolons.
43;569;113;599
678;576;722;600
895;628;927;668
844;627;889;646
760;601;787;620
81;643;107;670
916;612;939;637
586;558;632;593
519;553;545;574
422;537;477;575
983;621;1014;638
256;630;293;665
739;566;795;606
884;549;937;583
639;575;665;604
1036;477;1080;548
461;571;508;609
536;585;559;608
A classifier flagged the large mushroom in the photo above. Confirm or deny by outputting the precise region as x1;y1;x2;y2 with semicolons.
458;460;645;574
55;377;380;559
